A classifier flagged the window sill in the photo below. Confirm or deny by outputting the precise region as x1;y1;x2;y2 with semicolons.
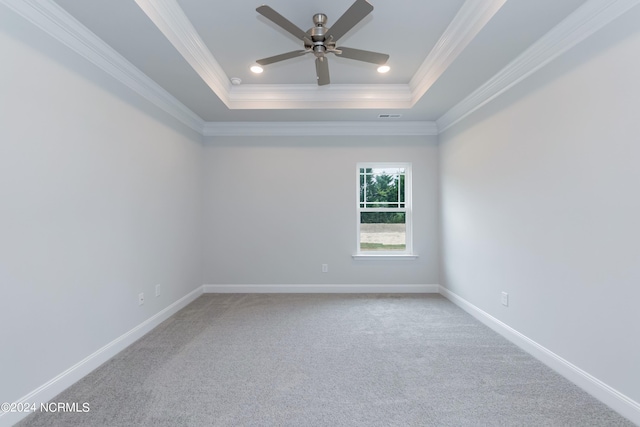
352;254;419;261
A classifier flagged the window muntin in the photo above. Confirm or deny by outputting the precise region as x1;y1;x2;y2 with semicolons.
357;164;412;254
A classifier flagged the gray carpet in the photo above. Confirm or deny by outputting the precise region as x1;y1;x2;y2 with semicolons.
18;294;633;426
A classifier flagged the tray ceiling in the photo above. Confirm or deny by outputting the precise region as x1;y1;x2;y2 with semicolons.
7;0;635;130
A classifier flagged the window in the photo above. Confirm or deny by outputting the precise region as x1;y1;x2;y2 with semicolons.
356;163;413;256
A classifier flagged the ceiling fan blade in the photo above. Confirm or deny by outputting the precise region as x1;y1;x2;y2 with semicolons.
335;46;389;65
256;5;309;41
324;0;373;43
315;57;330;86
256;50;308;66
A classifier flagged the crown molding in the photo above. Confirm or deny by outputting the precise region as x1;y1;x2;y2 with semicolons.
0;0;205;134
436;0;640;133
133;0;231;107
202;121;438;137
227;84;413;109
409;0;507;104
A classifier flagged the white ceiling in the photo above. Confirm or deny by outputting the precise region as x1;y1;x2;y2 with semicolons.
33;0;596;125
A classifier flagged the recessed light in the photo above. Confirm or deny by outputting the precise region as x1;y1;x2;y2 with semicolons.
377;65;390;73
250;65;263;74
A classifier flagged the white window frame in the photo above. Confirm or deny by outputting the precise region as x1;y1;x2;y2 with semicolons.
354;162;417;260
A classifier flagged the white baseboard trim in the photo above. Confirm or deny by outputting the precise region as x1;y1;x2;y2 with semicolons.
438;286;640;425
0;286;204;427
203;284;440;293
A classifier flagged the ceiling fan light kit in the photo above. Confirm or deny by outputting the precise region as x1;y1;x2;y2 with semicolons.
256;0;389;86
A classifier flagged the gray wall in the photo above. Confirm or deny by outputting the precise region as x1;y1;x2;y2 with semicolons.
202;136;440;286
0;9;203;405
439;8;640;404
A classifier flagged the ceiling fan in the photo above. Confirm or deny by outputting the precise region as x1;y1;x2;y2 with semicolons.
255;0;389;85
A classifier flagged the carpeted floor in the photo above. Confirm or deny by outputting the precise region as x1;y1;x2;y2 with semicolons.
18;294;633;426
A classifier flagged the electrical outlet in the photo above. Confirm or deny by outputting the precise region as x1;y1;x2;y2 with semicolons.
138;292;144;306
155;284;161;297
501;292;509;307
321;264;328;273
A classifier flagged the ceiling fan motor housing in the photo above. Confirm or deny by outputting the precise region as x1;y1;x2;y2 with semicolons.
308;14;330;57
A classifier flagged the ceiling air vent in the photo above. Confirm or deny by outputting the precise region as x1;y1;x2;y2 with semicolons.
378;114;402;118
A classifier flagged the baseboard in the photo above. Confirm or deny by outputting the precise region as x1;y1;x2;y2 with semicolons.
438;286;640;425
0;286;204;427
203;284;440;293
